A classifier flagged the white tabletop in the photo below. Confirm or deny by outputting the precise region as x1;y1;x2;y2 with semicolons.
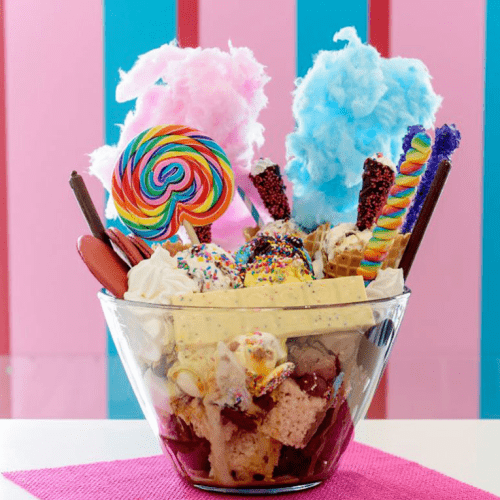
0;419;499;498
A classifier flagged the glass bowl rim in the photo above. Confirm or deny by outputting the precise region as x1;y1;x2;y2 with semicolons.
98;286;411;312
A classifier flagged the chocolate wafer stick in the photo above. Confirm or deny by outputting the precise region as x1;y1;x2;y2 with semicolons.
356;156;395;231
250;161;291;221
69;171;111;246
399;159;451;280
194;223;212;243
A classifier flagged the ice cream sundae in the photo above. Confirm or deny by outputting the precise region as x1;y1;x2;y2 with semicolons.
71;27;460;493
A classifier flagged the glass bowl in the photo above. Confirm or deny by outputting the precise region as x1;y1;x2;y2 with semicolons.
99;288;410;495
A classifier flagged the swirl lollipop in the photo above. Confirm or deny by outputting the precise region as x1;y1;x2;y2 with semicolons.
111;125;234;241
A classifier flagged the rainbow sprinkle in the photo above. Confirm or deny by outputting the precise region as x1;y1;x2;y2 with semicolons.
176;243;243;290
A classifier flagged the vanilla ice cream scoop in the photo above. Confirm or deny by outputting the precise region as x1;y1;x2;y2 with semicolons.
244;255;314;286
256;219;305;239
236;235;314;286
177;243;242;292
324;223;372;261
214;342;252;409
229;331;287;378
168;344;217;398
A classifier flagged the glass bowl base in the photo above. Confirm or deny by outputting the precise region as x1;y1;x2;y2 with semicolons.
193;481;322;495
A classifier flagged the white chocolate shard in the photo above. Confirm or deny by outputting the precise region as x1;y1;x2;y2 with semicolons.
170;276;374;346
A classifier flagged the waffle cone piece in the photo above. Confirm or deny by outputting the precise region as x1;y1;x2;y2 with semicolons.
324;232;410;279
243;226;260;242
303;223;330;260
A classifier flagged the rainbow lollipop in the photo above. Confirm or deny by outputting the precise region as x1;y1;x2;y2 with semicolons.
357;132;432;285
112;125;234;241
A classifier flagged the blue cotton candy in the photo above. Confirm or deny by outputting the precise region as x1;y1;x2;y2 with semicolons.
285;27;442;231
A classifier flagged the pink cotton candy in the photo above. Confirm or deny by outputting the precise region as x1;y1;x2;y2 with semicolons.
89;41;271;248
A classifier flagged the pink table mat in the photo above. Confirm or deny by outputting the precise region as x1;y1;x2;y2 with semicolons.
3;441;498;500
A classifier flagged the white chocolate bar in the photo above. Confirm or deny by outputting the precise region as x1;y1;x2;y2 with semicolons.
170;276;374;346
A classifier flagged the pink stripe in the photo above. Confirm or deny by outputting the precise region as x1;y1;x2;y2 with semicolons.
367;0;391;420
0;355;10;418
5;0;106;416
0;0;9;364
0;0;11;419
10;355;107;418
199;0;296;194
388;0;484;418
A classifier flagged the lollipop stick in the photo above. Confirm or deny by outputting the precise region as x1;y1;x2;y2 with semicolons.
399;159;452;280
69;171;111;246
183;220;200;245
237;186;265;228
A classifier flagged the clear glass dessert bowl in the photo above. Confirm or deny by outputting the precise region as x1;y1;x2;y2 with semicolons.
99;288;410;495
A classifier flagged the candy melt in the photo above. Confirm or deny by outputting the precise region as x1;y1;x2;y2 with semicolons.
254;362;295;397
112;125;235;241
358;132;432;284
230;331;287;377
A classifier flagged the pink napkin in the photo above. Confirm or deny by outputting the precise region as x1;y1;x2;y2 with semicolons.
3;441;498;500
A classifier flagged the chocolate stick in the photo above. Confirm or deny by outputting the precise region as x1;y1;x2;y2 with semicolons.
399;159;451;280
69;171;111;246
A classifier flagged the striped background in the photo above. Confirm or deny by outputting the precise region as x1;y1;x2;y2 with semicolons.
0;0;492;419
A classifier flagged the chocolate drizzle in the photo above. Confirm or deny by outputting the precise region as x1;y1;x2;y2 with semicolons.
244;235;313;273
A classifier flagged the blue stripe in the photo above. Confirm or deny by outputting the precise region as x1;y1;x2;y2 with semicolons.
252;206;261;226
481;0;500;418
297;0;368;78
104;0;176;419
237;186;264;226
